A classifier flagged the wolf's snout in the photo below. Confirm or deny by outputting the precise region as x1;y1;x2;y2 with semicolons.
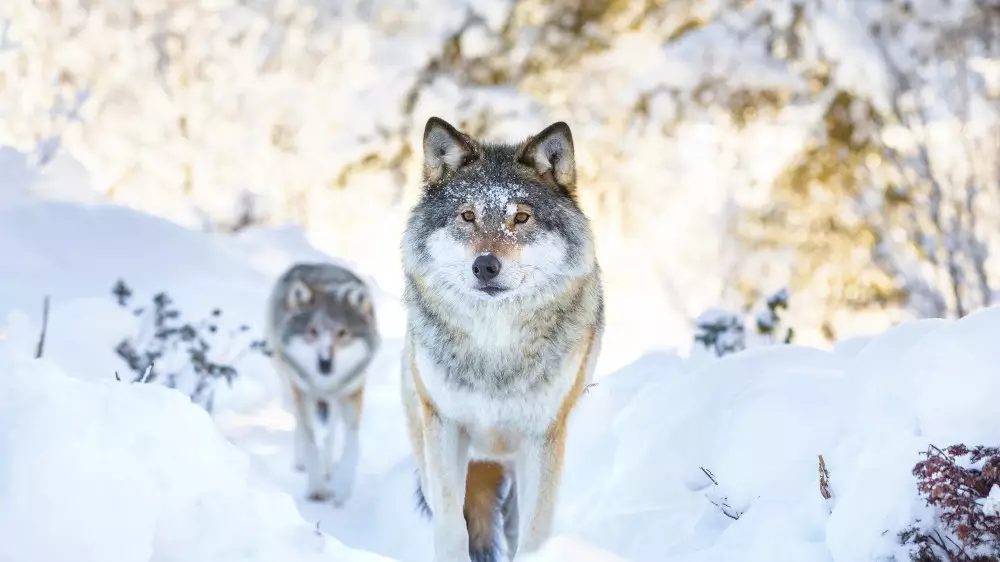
472;254;501;282
317;358;333;375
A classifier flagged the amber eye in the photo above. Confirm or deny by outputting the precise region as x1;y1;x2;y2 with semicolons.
306;326;318;340
335;328;350;341
514;212;531;225
461;210;476;222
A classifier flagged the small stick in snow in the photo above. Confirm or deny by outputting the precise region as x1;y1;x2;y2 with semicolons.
35;295;50;359
699;466;720;486
819;454;832;500
139;364;153;383
709;497;741;520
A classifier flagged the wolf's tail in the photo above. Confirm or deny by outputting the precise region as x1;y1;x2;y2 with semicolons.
415;460;517;562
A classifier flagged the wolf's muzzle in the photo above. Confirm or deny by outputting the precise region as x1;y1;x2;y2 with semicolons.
317;358;333;375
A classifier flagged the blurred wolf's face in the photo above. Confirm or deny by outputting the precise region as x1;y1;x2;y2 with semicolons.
282;283;370;380
402;119;597;303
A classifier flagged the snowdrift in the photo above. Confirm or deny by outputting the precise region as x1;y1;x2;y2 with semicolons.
553;312;1000;561
0;343;391;562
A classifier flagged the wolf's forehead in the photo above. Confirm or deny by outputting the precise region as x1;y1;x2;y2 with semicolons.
443;180;527;211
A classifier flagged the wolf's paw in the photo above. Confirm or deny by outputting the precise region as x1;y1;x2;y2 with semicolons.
328;465;355;507
305;486;331;502
328;477;353;508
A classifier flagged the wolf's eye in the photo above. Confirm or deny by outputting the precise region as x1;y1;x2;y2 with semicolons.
335;328;350;341
514;212;531;225
306;327;318;340
461;210;476;222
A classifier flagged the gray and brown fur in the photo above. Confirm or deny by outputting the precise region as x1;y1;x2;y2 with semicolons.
265;262;380;505
401;117;604;562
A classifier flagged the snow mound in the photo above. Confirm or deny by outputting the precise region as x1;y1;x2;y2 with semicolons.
548;308;1000;561
0;344;391;562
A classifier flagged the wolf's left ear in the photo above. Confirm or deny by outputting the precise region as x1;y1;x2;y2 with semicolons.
286;280;313;311
423;117;481;184
517;122;576;196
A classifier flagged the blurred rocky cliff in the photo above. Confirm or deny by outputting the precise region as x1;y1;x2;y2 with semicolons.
3;0;999;349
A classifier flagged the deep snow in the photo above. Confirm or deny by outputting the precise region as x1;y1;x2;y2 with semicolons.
4;149;1000;561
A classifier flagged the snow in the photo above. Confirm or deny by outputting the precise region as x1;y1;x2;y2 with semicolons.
4;145;1000;561
0;343;390;562
982;485;1000;518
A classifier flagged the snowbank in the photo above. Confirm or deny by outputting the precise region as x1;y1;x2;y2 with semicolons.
549;309;1000;561
0;344;391;562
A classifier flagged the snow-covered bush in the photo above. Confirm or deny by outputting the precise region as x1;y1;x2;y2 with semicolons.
694;308;747;357
112;279;268;412
756;288;794;344
694;287;794;357
900;444;1000;561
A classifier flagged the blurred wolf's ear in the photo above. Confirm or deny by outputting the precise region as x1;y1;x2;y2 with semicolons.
346;286;375;322
517;122;576;196
423;117;481;184
286;280;313;311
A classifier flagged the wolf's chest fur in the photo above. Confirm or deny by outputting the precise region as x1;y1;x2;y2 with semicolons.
407;277;595;451
409;277;587;392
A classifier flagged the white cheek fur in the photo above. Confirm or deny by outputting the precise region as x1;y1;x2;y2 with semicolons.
285;337;322;374
519;232;567;274
426;228;468;266
334;339;369;377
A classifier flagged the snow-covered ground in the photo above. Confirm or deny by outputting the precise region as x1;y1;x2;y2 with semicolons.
4;148;1000;562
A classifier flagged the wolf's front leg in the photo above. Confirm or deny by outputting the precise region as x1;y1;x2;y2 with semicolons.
293;419;309;473
423;408;472;562
300;399;330;502
513;428;567;557
287;382;308;472
329;387;364;507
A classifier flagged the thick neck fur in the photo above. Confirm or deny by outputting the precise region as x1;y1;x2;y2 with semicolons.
404;269;602;396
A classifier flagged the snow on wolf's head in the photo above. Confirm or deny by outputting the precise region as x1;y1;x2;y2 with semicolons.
402;117;598;303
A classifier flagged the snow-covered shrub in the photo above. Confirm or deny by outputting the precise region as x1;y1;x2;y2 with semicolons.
756;288;794;344
900;445;1000;561
694;287;794;357
112;279;268;412
694;308;747;357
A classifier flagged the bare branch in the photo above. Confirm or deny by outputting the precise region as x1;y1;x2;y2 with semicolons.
700;466;720;486
819;455;832;500
35;295;49;359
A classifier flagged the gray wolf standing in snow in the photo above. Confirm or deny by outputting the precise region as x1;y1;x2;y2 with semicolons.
400;117;604;562
265;262;380;505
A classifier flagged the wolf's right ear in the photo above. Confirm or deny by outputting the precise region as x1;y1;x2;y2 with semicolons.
422;117;480;184
286;280;313;311
517;121;576;197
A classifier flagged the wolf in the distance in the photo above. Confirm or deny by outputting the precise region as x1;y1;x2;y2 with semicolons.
400;117;604;562
265;262;380;505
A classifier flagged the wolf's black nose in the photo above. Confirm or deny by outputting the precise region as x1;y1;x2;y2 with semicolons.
472;254;501;282
317;358;333;375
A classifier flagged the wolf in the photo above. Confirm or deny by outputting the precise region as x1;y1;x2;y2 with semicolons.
400;117;604;562
264;262;380;505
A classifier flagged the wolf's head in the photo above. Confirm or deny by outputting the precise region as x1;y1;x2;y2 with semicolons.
402;117;597;303
280;279;375;381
